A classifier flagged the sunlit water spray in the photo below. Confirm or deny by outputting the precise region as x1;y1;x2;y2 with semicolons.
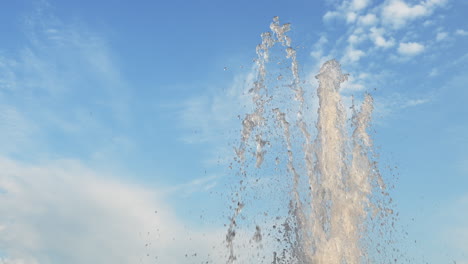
225;17;396;264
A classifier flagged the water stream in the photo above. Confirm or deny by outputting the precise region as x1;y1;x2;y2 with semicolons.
225;17;395;264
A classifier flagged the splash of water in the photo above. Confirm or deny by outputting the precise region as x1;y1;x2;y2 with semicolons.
226;17;393;264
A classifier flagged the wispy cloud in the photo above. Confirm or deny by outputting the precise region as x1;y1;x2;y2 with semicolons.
164;173;220;197
0;5;133;162
175;66;259;169
178;69;255;145
373;92;433;120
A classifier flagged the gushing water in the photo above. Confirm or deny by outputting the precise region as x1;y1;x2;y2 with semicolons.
226;17;394;264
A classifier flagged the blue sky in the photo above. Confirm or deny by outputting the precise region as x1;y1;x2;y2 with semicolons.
0;0;467;263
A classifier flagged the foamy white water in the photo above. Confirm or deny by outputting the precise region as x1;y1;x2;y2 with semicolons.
226;17;393;264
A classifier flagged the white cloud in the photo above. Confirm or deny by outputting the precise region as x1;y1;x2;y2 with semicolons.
351;0;371;11
343;47;366;62
311;35;329;59
323;11;340;22
179;69;255;144
369;27;395;48
398;42;425;56
358;13;377;26
340;74;365;92
346;11;358;23
436;31;448;41
348;34;364;44
348;35;360;45
381;0;447;29
423;19;435;27
321;0;447;63
0;157;226;264
455;29;468;36
375;36;395;48
323;0;371;23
